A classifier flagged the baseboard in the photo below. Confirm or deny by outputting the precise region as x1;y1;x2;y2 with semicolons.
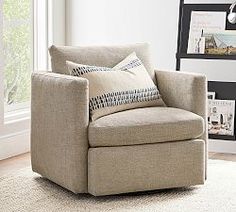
0;130;30;160
209;139;236;154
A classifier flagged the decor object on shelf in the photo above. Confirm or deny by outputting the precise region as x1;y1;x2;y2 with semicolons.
208;81;236;140
187;11;226;54
31;43;207;196
208;100;235;136
228;1;236;24
187;10;236;56
203;30;236;55
208;92;216;100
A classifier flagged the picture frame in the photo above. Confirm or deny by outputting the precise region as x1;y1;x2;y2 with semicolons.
203;30;236;55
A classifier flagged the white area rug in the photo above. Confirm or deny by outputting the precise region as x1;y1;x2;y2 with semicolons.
0;160;236;212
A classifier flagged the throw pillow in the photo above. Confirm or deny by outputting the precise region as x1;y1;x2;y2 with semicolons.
67;52;165;120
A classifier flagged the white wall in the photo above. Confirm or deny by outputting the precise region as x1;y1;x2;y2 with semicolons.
65;0;179;70
51;0;66;45
66;0;236;81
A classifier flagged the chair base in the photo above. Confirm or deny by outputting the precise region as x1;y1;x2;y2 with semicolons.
88;139;205;196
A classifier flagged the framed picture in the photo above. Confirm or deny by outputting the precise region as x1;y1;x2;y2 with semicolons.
208;92;216;100
208;100;235;136
203;30;236;55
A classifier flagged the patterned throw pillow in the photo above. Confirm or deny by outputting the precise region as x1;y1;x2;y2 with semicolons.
67;52;165;121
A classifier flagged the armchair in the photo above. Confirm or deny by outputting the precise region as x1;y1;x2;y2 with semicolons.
31;44;207;196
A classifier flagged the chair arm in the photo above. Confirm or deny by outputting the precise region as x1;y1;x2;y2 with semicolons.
31;71;89;193
155;70;207;117
155;70;208;178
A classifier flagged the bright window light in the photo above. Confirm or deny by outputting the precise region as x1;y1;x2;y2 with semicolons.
2;0;33;111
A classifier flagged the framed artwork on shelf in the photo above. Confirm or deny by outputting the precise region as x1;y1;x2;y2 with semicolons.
208;92;216;100
203;30;236;55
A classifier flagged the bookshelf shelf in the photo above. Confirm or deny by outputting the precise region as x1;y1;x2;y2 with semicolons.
176;53;236;61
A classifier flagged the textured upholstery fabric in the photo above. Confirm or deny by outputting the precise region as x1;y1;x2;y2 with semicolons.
88;139;205;196
67;52;164;120
31;61;207;196
31;72;89;193
49;43;156;82
155;70;208;179
89;107;204;147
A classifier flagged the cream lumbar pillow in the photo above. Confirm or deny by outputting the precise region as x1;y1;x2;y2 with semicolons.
66;52;165;121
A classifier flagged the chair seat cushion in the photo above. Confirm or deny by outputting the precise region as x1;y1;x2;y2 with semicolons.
88;107;204;147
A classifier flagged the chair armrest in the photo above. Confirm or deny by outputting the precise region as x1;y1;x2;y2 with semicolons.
155;70;207;117
155;70;208;178
31;71;89;193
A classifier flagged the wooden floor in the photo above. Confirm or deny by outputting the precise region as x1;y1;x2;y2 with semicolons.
0;152;236;176
208;152;236;162
0;153;31;176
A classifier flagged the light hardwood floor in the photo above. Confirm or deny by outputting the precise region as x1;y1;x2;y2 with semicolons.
0;152;236;176
0;153;31;176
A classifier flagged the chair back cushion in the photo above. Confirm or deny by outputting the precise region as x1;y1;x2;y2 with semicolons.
49;43;155;82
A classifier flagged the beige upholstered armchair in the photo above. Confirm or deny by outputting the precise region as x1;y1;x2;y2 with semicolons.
31;43;207;196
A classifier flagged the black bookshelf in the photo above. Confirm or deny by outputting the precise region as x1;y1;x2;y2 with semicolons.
177;53;236;60
176;1;236;141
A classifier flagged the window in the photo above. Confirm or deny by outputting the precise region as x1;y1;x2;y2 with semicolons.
0;0;50;123
2;0;33;112
0;0;65;160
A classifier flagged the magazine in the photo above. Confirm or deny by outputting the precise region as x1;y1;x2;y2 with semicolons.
187;11;226;54
208;100;235;136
